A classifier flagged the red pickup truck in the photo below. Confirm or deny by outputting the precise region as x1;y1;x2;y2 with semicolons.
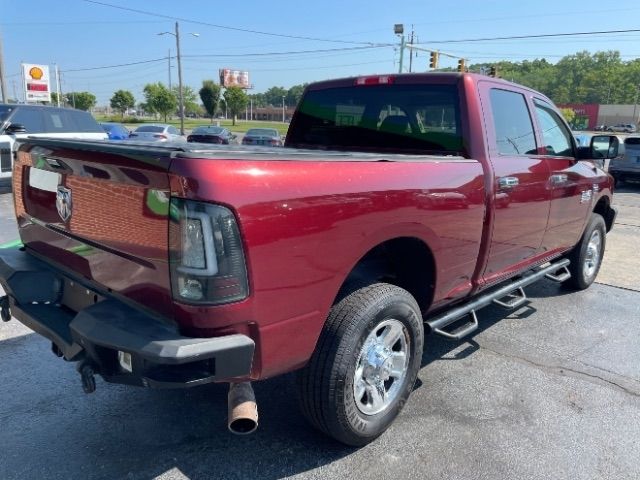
0;73;618;446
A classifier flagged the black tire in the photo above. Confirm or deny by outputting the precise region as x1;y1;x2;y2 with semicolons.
565;214;606;290
297;283;424;446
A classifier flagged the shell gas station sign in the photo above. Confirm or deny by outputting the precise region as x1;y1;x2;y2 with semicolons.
22;63;51;102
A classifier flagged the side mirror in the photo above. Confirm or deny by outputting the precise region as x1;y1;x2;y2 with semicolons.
578;135;619;160
5;123;27;135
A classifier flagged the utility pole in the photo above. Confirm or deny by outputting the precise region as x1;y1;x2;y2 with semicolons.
158;23;198;135
408;26;414;73
0;31;8;102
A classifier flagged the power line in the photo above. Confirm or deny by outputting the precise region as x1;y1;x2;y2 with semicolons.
82;0;386;46
182;45;390;58
418;28;640;44
62;57;168;72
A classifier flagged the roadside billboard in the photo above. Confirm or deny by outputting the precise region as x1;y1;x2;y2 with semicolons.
22;63;51;102
219;69;250;89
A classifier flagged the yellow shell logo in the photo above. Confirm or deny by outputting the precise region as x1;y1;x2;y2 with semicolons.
29;67;44;80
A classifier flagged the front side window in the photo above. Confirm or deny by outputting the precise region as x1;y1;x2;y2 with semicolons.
489;89;537;156
534;100;574;157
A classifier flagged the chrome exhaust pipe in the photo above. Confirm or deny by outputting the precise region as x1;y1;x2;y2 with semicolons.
228;382;258;435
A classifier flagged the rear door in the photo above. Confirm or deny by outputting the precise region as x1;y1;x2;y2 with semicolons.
478;84;551;283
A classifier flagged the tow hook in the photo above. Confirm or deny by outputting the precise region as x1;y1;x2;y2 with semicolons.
77;361;97;394
0;296;10;322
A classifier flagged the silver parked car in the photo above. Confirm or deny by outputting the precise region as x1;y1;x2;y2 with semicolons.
129;124;184;142
241;128;283;146
607;123;637;134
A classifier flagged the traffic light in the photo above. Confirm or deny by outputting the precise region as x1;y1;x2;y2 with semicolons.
489;66;497;77
429;51;439;69
457;59;466;72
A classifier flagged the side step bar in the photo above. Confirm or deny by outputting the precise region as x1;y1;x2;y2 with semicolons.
426;259;570;341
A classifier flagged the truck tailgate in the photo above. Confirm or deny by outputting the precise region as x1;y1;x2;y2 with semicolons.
13;140;176;318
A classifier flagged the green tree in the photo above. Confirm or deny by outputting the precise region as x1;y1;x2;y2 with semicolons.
199;80;221;121
171;85;200;116
263;86;287;106
223;86;248;125
248;92;266;108
110;90;135;119
285;84;307;107
143;82;177;122
65;91;96;111
559;107;576;126
50;92;59;105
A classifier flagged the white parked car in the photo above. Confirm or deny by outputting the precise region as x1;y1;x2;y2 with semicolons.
129;124;184;142
0;104;108;180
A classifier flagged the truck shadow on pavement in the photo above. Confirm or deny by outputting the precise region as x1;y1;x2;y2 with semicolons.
0;280;578;480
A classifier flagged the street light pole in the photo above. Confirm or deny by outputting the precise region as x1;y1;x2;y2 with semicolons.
158;24;198;136
175;22;185;135
167;48;172;90
282;96;285;122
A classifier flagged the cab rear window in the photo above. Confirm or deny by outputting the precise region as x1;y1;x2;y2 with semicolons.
287;84;465;155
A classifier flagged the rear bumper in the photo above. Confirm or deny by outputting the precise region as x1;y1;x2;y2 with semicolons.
0;247;254;388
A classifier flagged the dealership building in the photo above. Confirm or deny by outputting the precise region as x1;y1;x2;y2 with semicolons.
558;103;640;130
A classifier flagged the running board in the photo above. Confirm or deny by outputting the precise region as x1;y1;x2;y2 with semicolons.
426;259;571;341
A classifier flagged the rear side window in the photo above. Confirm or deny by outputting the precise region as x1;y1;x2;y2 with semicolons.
489;89;537;156
10;108;44;133
533;99;574;157
287;84;464;155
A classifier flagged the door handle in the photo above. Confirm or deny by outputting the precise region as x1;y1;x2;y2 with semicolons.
550;174;568;185
498;176;519;188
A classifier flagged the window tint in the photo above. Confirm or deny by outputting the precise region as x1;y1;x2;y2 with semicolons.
10;108;44;133
136;125;164;133
0;106;15;123
247;128;278;137
288;84;464;155
533;100;574;157
489;89;537;155
193;126;224;134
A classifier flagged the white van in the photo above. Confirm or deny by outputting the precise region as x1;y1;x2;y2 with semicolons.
0;104;108;180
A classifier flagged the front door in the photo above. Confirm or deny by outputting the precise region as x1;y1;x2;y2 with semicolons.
479;85;551;284
532;98;594;253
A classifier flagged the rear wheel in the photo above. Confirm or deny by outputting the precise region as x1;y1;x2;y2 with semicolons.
565;214;606;290
297;283;424;446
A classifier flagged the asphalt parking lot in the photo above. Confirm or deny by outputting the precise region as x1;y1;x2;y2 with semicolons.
0;182;639;480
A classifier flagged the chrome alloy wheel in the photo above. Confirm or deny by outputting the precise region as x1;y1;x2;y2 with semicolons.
353;319;410;416
583;229;602;280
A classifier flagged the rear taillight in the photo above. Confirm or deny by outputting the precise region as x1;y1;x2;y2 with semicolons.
169;198;248;305
269;139;279;145
154;134;168;139
187;136;193;142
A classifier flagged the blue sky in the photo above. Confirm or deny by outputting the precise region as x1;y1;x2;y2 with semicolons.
2;0;640;105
